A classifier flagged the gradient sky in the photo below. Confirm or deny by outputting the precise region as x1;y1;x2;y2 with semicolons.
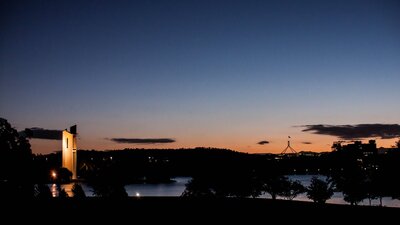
1;0;399;154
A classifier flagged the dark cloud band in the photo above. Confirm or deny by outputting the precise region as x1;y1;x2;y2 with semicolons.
21;127;62;140
301;124;400;139
110;138;175;144
257;140;270;145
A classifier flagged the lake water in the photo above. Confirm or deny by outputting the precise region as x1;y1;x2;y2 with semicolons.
276;175;400;208
52;177;190;198
51;175;400;208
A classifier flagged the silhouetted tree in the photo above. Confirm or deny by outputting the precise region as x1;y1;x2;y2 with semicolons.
396;139;400;150
0;118;33;198
181;177;214;197
34;184;52;199
72;183;86;198
91;183;128;198
213;168;262;198
391;183;400;200
307;177;334;204
338;168;367;205
281;180;305;200
262;175;289;200
365;171;386;206
389;164;400;201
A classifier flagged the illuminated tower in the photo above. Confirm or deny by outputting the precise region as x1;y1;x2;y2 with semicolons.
62;125;77;179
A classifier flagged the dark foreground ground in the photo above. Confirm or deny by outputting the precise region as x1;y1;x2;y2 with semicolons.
3;197;399;223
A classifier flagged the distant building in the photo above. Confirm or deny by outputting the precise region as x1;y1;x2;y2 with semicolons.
62;125;77;179
378;147;399;154
332;140;377;156
298;151;321;157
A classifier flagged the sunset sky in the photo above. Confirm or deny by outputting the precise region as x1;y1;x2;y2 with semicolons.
1;0;399;154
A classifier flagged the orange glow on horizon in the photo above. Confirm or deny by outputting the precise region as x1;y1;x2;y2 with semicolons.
30;136;398;155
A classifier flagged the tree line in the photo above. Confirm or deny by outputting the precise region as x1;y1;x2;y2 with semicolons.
1;117;400;205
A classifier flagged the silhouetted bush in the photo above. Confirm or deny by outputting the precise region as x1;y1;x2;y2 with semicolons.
34;184;52;199
91;183;128;198
58;188;68;198
72;183;86;198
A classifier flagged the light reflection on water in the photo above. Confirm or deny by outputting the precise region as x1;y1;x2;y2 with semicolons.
50;175;400;207
50;184;57;197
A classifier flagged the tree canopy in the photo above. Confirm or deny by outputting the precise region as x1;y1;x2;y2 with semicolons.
307;177;334;204
0;118;33;197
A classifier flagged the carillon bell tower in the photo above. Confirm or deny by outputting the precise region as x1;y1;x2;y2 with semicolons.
62;125;77;179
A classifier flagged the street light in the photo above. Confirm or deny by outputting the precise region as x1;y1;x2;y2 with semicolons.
51;171;57;180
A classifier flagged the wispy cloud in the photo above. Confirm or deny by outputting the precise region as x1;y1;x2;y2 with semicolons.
302;141;312;144
257;140;270;145
301;124;400;139
109;138;176;144
21;127;62;140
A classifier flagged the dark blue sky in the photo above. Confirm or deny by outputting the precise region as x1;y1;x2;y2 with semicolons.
1;0;399;153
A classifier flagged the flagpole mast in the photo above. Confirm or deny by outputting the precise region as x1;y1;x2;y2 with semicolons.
281;136;297;154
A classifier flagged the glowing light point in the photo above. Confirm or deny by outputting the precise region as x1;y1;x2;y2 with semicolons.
136;192;140;197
